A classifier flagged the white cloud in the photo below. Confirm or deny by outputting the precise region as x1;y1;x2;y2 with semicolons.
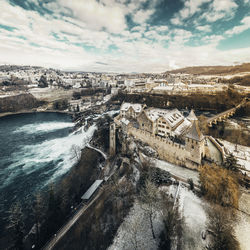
171;0;211;25
180;0;211;19
225;16;250;35
201;34;224;45
58;0;127;33
133;9;154;24
131;25;147;33
196;24;211;32
202;0;238;22
171;17;182;26
0;0;249;72
154;26;169;32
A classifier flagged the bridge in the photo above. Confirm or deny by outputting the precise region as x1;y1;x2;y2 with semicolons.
206;98;248;127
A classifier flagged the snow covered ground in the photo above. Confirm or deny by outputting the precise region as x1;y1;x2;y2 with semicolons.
178;185;208;250
152;158;200;186
108;184;208;250
235;192;250;250
218;139;250;174
108;201;162;250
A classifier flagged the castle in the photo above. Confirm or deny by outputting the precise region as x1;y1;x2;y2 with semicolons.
110;103;206;169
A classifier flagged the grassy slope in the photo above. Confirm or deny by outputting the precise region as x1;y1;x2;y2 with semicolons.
166;63;250;75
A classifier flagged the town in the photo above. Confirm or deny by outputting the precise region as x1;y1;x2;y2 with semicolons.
0;64;250;250
1;0;250;249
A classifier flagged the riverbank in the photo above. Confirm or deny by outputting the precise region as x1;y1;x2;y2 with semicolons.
0;112;100;250
0;109;74;118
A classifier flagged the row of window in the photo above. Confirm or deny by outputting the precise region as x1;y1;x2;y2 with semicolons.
187;138;199;145
159;121;167;124
158;124;170;130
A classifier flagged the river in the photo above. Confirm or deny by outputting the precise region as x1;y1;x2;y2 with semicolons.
0;112;96;240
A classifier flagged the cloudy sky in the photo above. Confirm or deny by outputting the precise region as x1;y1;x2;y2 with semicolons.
0;0;250;72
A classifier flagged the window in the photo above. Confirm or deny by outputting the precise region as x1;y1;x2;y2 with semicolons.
192;145;194;149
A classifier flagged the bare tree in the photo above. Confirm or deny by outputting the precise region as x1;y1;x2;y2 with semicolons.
32;193;44;245
121;206;146;250
70;144;81;162
159;192;184;250
206;205;240;250
7;202;25;250
139;179;159;239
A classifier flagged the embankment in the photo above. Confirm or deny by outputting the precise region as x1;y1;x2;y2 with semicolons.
111;90;244;112
0;93;42;113
23;147;105;250
53;158;135;250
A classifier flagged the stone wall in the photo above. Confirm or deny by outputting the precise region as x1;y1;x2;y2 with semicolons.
208;136;225;161
128;127;199;169
185;137;205;165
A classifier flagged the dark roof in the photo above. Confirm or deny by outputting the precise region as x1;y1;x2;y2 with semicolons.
186;121;203;141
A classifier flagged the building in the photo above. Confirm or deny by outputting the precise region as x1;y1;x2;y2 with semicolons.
120;102;144;119
112;103;206;169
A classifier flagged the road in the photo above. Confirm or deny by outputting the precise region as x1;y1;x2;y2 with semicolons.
42;190;103;250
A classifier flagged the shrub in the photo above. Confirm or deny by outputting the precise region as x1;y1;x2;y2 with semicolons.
52;99;69;110
187;178;194;190
199;164;239;208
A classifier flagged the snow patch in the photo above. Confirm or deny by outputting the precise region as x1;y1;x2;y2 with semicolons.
178;185;208;250
108;201;162;250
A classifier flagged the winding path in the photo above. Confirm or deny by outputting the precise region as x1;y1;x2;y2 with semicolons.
86;144;107;160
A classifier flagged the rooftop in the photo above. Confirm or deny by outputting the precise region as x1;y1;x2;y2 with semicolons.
186;121;204;141
81;180;103;200
187;109;198;121
120;102;143;113
146;108;184;127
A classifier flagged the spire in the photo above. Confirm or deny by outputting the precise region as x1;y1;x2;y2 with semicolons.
186;121;203;141
187;109;198;122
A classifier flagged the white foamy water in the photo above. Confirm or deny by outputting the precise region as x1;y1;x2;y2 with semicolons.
14;121;75;134
2;124;97;188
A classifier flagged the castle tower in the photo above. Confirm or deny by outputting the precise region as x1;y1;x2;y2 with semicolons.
187;109;197;123
109;123;116;156
185;116;205;165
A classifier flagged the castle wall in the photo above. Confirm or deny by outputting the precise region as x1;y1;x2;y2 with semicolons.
128;127;199;169
208;136;225;161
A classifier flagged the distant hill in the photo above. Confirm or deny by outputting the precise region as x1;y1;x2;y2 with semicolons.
166;63;250;75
